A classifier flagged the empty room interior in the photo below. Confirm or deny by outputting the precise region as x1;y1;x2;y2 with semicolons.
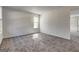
0;6;79;52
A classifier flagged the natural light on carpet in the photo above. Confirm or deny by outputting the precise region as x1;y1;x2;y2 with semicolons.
32;34;39;39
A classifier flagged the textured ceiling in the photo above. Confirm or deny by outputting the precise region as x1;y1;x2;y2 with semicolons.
5;6;79;14
5;6;64;14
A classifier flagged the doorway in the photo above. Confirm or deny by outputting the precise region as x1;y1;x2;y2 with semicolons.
0;7;2;45
70;15;79;42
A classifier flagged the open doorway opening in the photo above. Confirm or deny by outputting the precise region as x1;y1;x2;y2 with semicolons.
0;7;2;45
70;14;79;42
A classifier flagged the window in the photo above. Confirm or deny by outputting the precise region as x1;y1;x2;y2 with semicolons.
34;23;38;28
33;16;39;28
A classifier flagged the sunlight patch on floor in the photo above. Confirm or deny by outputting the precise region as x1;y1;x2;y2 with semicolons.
32;34;39;39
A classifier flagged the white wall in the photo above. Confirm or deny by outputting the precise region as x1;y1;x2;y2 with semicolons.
40;8;70;39
3;7;40;38
0;6;2;44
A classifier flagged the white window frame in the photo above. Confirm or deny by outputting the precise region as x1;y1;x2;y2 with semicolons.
33;16;39;28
